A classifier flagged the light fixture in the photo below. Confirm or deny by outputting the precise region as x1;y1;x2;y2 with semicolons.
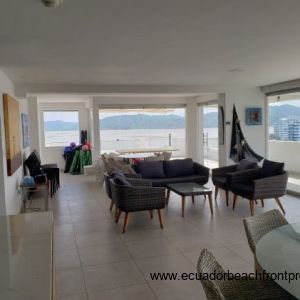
42;0;63;8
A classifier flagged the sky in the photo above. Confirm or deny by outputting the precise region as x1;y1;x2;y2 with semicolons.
44;111;79;122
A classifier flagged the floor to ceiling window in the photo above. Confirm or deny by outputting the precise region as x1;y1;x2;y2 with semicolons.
99;107;186;157
200;103;219;168
268;92;300;192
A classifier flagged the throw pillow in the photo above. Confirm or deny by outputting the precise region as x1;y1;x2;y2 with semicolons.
138;161;165;179
113;174;132;186
164;158;194;177
237;159;257;171
261;159;284;178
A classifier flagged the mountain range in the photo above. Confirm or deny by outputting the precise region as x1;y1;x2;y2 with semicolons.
44;104;300;131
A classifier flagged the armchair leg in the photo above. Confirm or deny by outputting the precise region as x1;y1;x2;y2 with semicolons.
254;199;258;205
122;212;129;233
149;210;153;219
249;200;255;216
166;189;170;205
115;206;119;219
115;210;122;223
225;190;229;207
274;197;286;215
215;186;219;200
233;194;238;210
109;200;114;211
261;199;264;207
157;209;163;229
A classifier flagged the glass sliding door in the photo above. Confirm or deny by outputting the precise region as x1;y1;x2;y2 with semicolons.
201;103;219;168
268;92;300;192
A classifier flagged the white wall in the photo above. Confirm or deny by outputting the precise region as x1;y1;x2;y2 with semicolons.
0;70;30;215
222;87;266;165
38;102;90;169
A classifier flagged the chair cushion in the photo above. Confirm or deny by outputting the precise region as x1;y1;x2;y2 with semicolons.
113;174;132;186
164;158;194;178
231;182;254;199
261;159;284;178
138;161;165;179
237;159;257;172
212;175;227;189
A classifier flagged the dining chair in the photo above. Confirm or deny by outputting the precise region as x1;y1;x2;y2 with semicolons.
198;249;295;300
243;209;288;272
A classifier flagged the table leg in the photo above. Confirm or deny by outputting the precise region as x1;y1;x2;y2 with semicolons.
181;196;185;217
192;195;195;204
208;193;213;215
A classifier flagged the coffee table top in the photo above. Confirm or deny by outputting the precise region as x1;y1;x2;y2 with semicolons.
167;182;212;196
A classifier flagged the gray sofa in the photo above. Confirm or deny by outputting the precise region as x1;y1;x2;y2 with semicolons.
132;158;209;187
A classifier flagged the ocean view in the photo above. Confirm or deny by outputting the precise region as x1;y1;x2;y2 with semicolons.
45;128;218;158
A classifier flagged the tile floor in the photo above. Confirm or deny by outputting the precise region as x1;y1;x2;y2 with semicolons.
49;173;300;300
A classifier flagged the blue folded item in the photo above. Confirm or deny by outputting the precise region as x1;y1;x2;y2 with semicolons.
22;176;36;187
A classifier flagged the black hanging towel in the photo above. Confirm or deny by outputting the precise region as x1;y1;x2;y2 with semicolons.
230;105;264;163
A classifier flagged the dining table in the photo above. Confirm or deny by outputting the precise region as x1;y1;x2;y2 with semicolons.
256;222;300;299
117;146;178;154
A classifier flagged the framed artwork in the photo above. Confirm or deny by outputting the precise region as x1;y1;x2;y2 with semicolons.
21;113;30;148
218;106;225;145
3;94;22;176
245;107;262;125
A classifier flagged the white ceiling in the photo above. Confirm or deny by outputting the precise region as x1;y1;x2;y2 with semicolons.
1;0;300;87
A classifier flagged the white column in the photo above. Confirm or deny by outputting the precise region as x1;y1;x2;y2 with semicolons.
28;96;40;154
91;99;100;160
185;98;200;162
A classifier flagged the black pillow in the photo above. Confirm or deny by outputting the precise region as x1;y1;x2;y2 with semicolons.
261;159;284;178
237;159;257;171
164;158;194;178
138;161;165;179
113;174;132;186
110;170;125;178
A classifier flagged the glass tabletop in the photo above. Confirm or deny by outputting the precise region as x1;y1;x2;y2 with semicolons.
167;182;212;195
256;223;300;298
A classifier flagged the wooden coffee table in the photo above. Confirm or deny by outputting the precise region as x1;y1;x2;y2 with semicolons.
166;182;213;217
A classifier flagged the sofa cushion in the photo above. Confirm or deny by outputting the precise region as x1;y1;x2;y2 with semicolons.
151;175;208;187
113;174;132;186
237;159;257;172
138;161;165;179
261;159;284;178
164;158;194;178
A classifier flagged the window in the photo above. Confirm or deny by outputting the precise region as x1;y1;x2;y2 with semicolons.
99;107;186;157
43;111;79;147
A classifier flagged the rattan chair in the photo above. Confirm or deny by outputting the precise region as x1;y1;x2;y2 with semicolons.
228;166;288;216
197;249;295;300
110;178;165;233
243;209;288;272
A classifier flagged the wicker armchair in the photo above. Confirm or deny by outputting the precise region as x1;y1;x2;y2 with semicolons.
228;160;288;216
243;209;288;272
197;249;295;300
103;172;142;209
212;160;257;207
109;178;165;233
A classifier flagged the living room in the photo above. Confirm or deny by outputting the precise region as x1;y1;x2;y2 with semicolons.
0;1;300;299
